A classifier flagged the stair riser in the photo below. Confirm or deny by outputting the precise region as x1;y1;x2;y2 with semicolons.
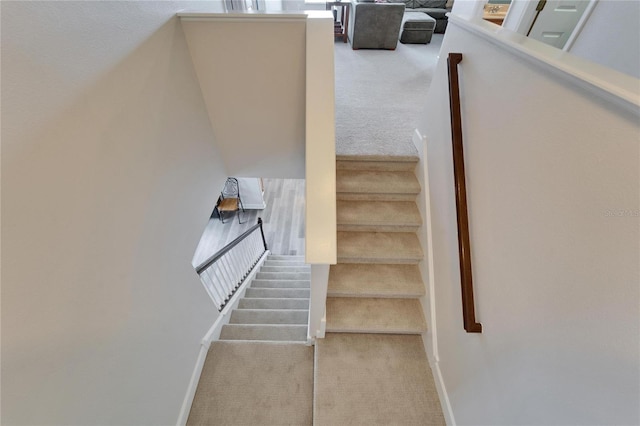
337;160;417;172
328;264;425;298
230;310;309;325
238;298;309;309
268;255;305;261
256;272;311;280
260;266;310;273
263;261;307;267
327;291;424;298
245;288;310;298
337;224;420;233
325;297;427;334
337;232;423;264
336;171;420;194
251;280;310;289
336;193;417;201
219;325;307;342
337;257;421;264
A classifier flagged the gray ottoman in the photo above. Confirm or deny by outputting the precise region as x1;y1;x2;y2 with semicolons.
400;12;436;44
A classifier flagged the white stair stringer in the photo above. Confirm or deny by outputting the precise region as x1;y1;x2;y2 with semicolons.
219;254;310;343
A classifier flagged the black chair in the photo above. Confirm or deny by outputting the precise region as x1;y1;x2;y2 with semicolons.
217;177;245;224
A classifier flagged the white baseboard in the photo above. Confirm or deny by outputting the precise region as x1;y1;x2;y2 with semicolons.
176;343;209;426
176;250;270;426
413;128;454;425
431;358;456;426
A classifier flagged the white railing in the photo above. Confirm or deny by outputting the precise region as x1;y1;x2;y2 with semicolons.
305;10;337;341
195;218;268;310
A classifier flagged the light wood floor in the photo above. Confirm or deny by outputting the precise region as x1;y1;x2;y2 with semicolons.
192;178;305;267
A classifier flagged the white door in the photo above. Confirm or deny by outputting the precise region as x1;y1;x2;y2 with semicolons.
527;0;591;49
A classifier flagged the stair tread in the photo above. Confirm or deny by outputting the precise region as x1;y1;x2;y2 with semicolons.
260;266;310;271
230;309;308;325
337;231;422;263
326;297;426;334
220;324;307;342
326;297;426;333
256;272;311;279
244;288;310;298
328;264;424;297
251;279;310;289
264;260;307;266
238;298;309;309
336;154;419;163
337;200;421;227
268;255;305;260
337;158;418;172
336;170;420;195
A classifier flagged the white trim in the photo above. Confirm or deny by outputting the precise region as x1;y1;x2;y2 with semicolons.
448;15;640;116
176;343;209;426
177;11;308;22
308;263;330;341
430;358;456;426
176;250;270;426
413;129;439;364
563;0;598;52
414;129;451;424
305;11;337;265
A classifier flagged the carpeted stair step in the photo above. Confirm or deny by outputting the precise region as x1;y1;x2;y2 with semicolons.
245;288;310;299
337;231;422;264
260;266;310;273
336;170;420;201
314;334;445;425
328;264;424;298
337;200;421;232
220;324;307;342
251;279;310;289
325;297;426;334
337;156;418;172
229;309;309;325
188;342;313;425
238;297;309;310
256;271;311;280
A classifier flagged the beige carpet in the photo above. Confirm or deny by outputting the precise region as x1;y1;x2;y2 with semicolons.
187;341;313;426
315;333;445;426
334;35;443;158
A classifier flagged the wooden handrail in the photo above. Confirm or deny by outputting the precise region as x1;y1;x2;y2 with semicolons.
447;53;482;333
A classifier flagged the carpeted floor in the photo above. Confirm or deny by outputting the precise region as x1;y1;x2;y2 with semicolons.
314;333;445;426
187;341;313;426
334;34;443;158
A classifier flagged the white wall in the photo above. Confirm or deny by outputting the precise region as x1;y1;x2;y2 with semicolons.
1;1;230;424
419;18;639;425
180;16;307;178
568;0;640;79
451;0;487;19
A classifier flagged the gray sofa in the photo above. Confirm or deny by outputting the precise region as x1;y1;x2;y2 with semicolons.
395;0;451;33
348;1;406;50
347;0;450;50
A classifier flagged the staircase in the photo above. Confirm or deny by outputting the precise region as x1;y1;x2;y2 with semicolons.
327;157;427;333
314;156;445;425
219;255;310;343
190;159;444;425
